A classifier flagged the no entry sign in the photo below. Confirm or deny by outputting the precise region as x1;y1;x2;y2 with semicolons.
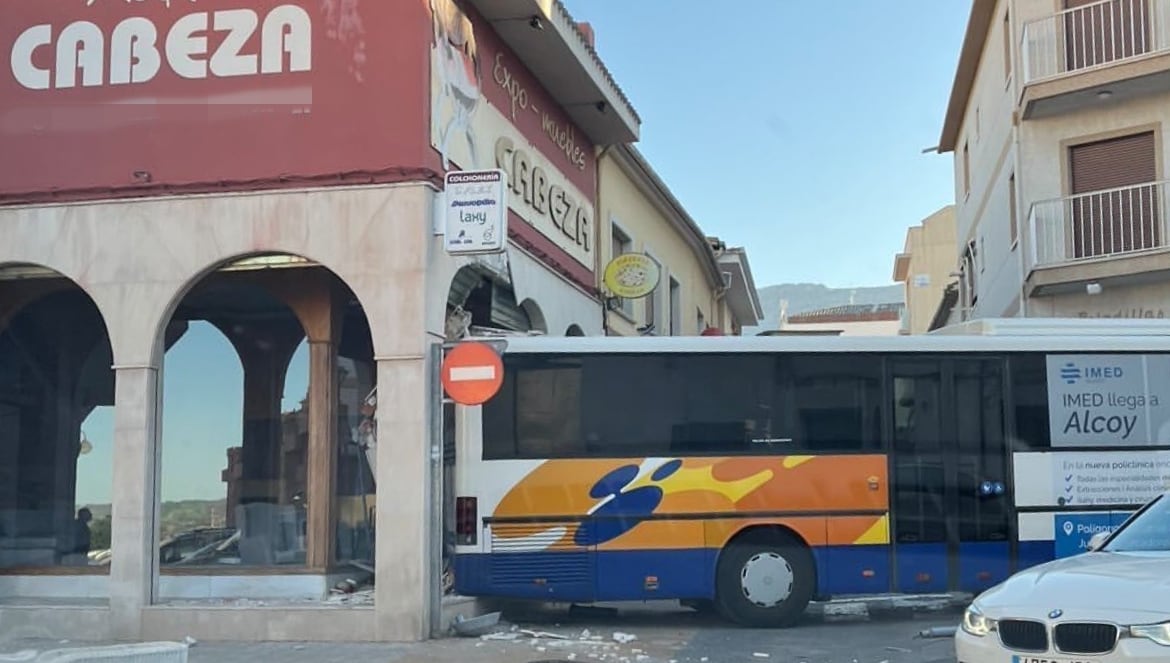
441;342;505;405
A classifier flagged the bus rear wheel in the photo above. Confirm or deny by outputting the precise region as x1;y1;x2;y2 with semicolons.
714;534;815;628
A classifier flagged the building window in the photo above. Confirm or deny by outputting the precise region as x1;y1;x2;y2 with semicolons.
962;141;971;198
1068;130;1158;259
669;277;681;336
610;223;634;317
1008;172;1018;247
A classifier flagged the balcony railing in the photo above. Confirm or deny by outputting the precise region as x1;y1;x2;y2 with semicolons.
1028;180;1169;270
1022;0;1170;84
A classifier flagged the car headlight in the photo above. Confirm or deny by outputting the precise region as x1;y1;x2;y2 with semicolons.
962;604;997;637
1130;622;1170;646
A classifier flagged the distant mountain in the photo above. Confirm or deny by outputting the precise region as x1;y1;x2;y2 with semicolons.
745;283;904;334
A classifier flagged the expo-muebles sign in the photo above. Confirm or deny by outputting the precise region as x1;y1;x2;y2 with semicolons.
1;0;431;197
1046;354;1170;446
428;0;596;278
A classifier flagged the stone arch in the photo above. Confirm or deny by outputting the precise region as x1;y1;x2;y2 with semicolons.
151;252;376;369
519;299;547;334
445;264;531;335
565;324;585;337
155;252;377;577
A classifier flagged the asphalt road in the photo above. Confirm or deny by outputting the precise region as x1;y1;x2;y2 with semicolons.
0;602;962;663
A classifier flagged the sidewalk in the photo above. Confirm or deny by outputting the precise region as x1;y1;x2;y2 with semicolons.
0;633;683;663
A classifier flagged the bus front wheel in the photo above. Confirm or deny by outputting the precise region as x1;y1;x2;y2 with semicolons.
714;534;815;628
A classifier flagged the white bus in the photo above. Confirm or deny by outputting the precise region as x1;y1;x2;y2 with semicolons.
450;320;1170;626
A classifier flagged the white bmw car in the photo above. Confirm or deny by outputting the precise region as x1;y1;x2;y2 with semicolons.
956;491;1170;663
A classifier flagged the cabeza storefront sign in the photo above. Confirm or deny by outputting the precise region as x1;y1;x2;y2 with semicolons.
495;136;591;261
8;3;311;90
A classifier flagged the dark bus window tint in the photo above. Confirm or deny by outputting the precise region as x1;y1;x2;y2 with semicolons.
671;354;778;454
580;354;776;456
482;355;583;459
1009;354;1050;450
785;354;883;451
892;360;943;454
580;355;681;455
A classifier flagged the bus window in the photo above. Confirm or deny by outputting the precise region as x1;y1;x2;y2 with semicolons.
1009;354;1051;450
784;354;882;452
893;360;943;454
482;355;584;459
579;353;775;456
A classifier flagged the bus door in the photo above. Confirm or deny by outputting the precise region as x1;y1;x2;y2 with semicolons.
889;356;1013;595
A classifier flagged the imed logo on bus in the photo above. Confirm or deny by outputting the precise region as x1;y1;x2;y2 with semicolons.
8;3;312;91
1059;361;1125;385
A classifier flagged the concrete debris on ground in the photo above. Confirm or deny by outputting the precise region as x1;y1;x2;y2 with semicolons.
469;622;669;663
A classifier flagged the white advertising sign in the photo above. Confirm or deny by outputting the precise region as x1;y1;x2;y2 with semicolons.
444;169;507;256
1046;354;1170;446
1049;450;1170;507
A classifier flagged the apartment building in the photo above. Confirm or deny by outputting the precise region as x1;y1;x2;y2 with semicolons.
597;145;762;336
892;206;959;333
937;0;1170;322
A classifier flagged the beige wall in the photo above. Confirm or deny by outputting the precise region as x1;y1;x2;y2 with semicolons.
896;206;958;334
597;151;723;336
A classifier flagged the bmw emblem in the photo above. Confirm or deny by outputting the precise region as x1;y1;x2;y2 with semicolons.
1049;609;1064;619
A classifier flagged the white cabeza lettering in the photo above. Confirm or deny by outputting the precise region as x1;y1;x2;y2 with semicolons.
56;21;104;88
210;9;259;77
261;4;312;74
110;18;160;85
11;25;52;90
166;12;209;79
449;366;496;382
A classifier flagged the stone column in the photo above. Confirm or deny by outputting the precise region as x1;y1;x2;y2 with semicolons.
108;364;160;639
373;354;430;641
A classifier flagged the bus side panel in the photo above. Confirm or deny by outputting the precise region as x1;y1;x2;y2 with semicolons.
957;541;1011;593
593;549;716;601
818;516;892;596
591;519;712;600
895;544;948;594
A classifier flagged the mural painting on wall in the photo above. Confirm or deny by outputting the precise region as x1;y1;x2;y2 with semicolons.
427;0;596;273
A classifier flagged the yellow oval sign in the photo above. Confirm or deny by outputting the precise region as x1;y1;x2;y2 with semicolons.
603;254;660;299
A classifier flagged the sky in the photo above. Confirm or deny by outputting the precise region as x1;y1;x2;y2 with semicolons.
73;1;973;505
561;0;972;288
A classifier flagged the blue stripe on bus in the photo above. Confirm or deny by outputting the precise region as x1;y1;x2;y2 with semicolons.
1016;540;1055;571
456;543;1031;603
894;543;949;594
813;545;890;596
956;541;1011;593
594;548;715;600
457;546;894;602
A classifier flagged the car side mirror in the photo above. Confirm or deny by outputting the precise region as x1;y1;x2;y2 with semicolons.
1087;531;1110;552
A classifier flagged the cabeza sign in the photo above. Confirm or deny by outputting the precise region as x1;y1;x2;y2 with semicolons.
495;136;592;260
8;4;312;90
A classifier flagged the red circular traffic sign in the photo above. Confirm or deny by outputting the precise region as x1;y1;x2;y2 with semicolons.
441;342;505;405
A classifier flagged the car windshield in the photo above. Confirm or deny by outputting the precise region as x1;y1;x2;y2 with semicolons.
1104;496;1170;553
